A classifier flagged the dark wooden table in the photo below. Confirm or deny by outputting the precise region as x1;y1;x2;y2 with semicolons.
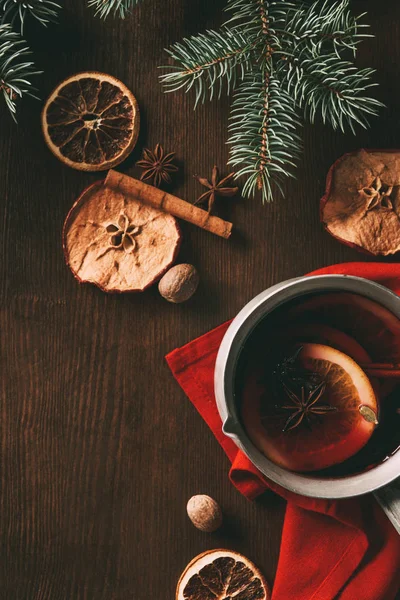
1;1;399;598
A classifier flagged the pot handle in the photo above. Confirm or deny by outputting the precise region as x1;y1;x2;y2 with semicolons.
373;479;400;535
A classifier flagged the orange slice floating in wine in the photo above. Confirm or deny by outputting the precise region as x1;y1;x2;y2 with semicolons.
242;343;378;472
276;323;381;399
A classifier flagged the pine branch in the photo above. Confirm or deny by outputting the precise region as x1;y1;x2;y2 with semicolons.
161;0;382;203
0;0;61;35
280;52;383;133
226;0;295;56
88;0;142;19
160;27;252;107
0;22;41;121
228;71;302;202
226;0;295;25
281;0;371;58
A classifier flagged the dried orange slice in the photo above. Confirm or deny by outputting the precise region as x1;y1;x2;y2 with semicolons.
242;343;378;472
63;181;181;293
176;549;270;600
42;72;139;171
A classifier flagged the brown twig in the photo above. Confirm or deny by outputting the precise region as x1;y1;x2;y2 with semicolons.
361;363;400;379
105;170;233;239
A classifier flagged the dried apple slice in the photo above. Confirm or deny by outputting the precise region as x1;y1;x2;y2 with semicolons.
321;149;400;255
63;181;181;293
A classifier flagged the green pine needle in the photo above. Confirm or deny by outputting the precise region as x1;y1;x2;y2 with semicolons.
280;0;371;58
0;0;61;35
229;71;302;202
0;22;42;121
280;53;382;134
88;0;142;19
161;0;383;203
160;27;252;107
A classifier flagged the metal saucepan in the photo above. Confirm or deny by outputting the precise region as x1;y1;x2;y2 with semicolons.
214;275;400;532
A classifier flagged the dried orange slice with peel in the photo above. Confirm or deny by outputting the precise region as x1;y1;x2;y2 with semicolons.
242;343;378;472
176;549;271;600
42;72;139;171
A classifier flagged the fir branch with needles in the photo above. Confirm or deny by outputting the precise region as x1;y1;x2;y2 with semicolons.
0;0;61;35
0;22;41;121
229;72;302;201
277;0;371;57
160;0;384;203
88;0;142;19
279;53;381;134
161;27;253;107
0;0;61;121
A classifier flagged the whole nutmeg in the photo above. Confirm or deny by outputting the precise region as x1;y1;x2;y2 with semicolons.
158;263;199;303
186;495;223;532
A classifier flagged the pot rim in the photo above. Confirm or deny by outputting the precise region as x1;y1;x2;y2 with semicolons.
214;275;400;499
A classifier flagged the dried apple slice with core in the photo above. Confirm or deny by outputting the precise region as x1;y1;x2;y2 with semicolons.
63;181;181;293
42;72;139;171
176;549;271;600
320;149;400;256
242;343;378;472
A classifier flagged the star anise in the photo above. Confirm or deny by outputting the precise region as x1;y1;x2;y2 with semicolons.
274;346;321;388
272;347;337;432
281;381;337;432
194;165;239;214
136;144;178;188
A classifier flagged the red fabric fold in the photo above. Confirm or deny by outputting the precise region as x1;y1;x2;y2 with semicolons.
166;263;400;600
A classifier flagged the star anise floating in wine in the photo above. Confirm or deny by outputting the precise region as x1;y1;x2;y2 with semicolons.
194;165;239;214
136;144;178;188
274;347;336;432
275;346;321;388
281;381;337;432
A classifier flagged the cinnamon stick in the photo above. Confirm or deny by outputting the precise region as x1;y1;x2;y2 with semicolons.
105;170;233;239
361;363;400;379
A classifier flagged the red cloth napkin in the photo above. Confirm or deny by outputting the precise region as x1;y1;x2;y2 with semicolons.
166;263;400;600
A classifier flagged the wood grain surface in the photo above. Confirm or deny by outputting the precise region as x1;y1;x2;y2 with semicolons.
1;1;399;598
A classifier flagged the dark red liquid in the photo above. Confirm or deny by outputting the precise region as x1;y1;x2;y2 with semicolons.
235;291;400;477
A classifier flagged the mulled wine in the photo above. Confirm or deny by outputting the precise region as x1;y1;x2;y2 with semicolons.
235;292;400;476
